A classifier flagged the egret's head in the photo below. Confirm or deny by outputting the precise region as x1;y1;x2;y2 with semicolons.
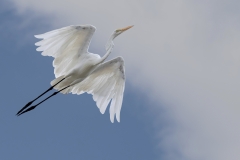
114;25;134;37
106;25;133;50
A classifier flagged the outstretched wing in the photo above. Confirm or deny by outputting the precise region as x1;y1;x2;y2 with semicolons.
68;57;125;123
35;25;99;78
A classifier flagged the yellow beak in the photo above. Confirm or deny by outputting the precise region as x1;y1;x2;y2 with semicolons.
118;25;134;32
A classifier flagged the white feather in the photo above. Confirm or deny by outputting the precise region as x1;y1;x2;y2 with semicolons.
33;24;132;122
69;57;125;123
35;25;97;78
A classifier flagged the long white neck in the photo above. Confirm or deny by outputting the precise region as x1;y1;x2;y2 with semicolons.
95;33;116;65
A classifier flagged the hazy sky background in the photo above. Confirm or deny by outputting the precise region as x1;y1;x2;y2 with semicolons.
0;1;159;160
1;0;240;160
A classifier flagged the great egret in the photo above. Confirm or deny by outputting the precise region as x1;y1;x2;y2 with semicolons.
16;24;133;123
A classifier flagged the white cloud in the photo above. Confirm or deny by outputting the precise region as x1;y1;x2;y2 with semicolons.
10;0;240;159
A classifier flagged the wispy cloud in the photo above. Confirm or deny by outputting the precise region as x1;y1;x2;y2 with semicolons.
11;0;240;159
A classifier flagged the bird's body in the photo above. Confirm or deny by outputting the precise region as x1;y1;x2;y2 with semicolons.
17;24;133;123
53;54;100;91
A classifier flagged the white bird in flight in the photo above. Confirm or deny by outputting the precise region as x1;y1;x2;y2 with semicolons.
16;24;133;123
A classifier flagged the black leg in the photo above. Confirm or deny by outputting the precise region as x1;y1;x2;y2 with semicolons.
16;77;66;116
17;84;71;116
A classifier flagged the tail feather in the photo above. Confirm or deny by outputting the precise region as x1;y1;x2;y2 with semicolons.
50;76;71;94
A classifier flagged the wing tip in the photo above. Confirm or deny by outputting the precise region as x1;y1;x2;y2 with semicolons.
110;115;120;123
116;115;120;123
110;118;114;123
34;35;42;39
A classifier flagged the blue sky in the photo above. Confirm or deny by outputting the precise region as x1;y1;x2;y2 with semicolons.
0;1;159;159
